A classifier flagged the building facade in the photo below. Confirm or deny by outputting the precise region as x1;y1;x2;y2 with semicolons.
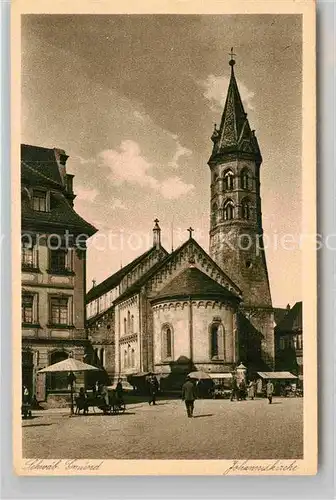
21;144;97;403
275;302;303;378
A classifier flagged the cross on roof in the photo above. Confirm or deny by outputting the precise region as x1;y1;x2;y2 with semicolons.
92;279;96;288
187;227;194;239
229;47;236;60
154;218;159;224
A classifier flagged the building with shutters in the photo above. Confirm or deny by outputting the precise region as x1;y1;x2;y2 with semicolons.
21;144;97;404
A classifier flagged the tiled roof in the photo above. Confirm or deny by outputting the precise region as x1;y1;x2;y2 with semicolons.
86;246;168;302
151;266;240;303
114;257;171;304
273;307;289;326
276;301;302;333
21;144;97;236
21;144;64;186
114;237;242;304
22;191;97;235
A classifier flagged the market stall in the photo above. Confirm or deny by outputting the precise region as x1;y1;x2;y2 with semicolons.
256;371;298;396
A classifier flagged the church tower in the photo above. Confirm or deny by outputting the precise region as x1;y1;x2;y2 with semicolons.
208;52;274;368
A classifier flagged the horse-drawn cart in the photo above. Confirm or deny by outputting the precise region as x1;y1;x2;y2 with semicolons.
75;390;126;415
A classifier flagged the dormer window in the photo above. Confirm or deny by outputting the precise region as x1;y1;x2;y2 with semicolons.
32;190;47;212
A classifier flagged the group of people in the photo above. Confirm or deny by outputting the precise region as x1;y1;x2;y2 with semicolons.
180;376;275;418
75;378;125;415
230;378;274;403
230;378;256;401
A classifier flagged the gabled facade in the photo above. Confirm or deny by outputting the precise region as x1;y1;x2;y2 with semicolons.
21;144;97;403
86;224;169;381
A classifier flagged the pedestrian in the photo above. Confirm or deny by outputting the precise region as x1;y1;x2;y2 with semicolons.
116;378;124;404
248;380;256;400
23;385;30;404
181;376;197;418
266;380;274;404
238;379;247;400
148;373;159;406
75;387;89;415
230;376;238;401
100;384;109;406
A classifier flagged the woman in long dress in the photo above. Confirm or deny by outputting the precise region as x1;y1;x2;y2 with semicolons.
248;380;256;400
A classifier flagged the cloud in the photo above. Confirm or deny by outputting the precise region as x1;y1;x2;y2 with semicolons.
73;155;95;165
76;187;98;203
168;140;192;170
160;176;195;199
200;74;255;112
99;140;194;200
111;198;127;210
99;140;159;189
133;110;150;123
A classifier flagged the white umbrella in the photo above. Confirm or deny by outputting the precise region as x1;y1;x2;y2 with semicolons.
188;371;212;380
39;358;99;373
39;358;100;414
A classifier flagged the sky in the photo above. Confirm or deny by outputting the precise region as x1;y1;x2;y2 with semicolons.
21;14;302;308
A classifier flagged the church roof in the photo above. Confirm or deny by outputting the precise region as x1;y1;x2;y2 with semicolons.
114;237;242;305
276;301;302;333
86;246;167;302
209;58;262;163
151;265;240;303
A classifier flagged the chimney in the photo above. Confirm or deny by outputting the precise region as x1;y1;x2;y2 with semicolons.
153;219;161;249
54;148;69;185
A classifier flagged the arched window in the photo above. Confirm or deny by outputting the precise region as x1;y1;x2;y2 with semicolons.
210;323;224;359
210;325;219;358
241;198;250;220
131;348;135;367
99;348;105;367
224;170;234;191
224;200;234;220
240;169;249;190
131;315;134;334
48;351;68;391
211;202;218;226
123;318;127;335
124;349;127;368
127;311;131;333
162;324;173;360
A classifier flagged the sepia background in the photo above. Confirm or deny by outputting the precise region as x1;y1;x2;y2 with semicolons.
21;14;302;308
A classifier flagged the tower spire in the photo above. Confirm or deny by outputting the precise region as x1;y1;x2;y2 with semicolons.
209;50;261;164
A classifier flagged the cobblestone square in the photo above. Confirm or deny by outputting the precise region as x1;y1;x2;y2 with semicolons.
23;397;303;460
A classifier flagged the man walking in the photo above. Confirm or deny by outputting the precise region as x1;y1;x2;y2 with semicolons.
266;380;274;404
148;373;159;406
230;376;238;401
182;376;197;418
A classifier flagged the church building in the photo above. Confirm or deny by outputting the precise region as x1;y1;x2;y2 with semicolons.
86;56;275;388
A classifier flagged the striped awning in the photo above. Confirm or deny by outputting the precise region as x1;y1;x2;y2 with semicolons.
257;371;297;380
208;373;233;379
